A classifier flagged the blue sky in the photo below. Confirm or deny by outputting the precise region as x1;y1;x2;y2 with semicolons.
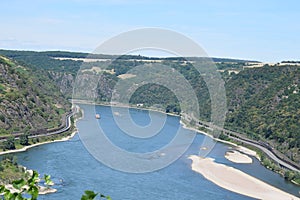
1;0;299;62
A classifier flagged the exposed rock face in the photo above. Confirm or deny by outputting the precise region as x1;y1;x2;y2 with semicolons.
51;71;117;102
48;71;74;98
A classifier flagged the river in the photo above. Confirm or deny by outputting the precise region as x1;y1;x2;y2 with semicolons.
6;104;300;199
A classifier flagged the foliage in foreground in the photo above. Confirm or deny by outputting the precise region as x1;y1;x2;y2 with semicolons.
0;171;111;200
81;190;111;200
0;168;111;200
0;171;52;200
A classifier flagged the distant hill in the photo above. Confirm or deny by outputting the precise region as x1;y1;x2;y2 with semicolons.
0;49;258;63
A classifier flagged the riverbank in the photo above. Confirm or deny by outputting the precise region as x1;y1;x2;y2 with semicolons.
179;117;259;160
72;99;258;157
0;105;81;156
189;155;300;200
0;131;77;156
71;99;180;117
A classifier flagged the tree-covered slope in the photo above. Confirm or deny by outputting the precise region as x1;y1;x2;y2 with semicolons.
0;56;71;136
225;65;300;163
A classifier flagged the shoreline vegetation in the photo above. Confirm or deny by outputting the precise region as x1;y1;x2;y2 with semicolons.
1;100;299;199
0;104;81;156
0;131;77;156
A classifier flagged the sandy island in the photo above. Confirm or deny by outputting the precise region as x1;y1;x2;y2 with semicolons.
225;150;253;163
189;155;300;200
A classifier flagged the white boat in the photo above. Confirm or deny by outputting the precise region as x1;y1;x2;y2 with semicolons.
95;114;100;119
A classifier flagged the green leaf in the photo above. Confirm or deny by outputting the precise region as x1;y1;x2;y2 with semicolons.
12;179;26;190
4;191;17;200
100;193;112;200
81;190;98;200
44;174;53;186
44;174;50;181
0;185;8;193
15;193;25;200
27;185;39;200
28;170;39;186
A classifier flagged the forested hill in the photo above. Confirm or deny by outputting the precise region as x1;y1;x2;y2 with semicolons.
0;49;299;164
225;65;300;162
0;49;255;99
0;56;71;137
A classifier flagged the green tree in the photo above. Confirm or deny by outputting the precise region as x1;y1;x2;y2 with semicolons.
284;170;295;181
3;137;15;150
19;133;29;146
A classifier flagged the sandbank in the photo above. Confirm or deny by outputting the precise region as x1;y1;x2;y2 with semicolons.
225;150;252;163
189;155;300;200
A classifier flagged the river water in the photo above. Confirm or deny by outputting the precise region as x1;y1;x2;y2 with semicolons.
6;104;300;199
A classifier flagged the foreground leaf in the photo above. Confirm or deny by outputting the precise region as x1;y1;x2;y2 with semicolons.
44;174;53;186
81;190;98;200
12;179;26;190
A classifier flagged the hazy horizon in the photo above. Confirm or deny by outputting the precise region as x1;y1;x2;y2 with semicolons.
1;0;300;62
0;48;292;63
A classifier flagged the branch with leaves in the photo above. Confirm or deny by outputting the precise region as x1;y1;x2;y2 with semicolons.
0;170;111;200
81;190;111;200
0;170;53;200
